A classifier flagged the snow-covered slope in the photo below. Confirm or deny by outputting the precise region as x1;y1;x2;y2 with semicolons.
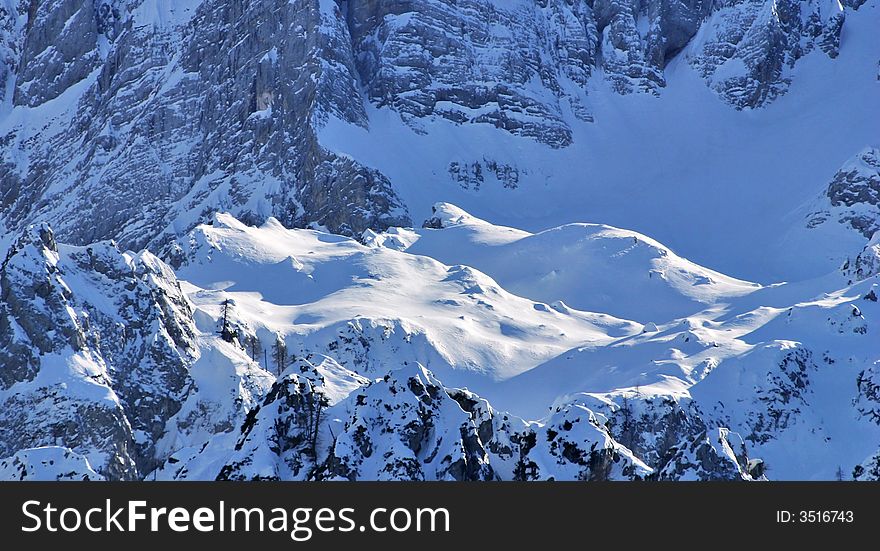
1;1;878;283
172;211;642;391
0;447;104;481
3;200;871;481
0;0;878;482
410;203;762;322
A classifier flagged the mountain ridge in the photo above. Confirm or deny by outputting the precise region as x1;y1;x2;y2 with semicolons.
2;202;878;480
0;0;878;481
2;0;877;282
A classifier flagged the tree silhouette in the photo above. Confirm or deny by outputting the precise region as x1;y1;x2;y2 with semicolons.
218;299;236;344
246;333;262;364
272;337;288;376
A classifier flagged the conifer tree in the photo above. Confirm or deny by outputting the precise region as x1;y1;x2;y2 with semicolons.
218;299;236;344
247;333;262;363
272;337;288;376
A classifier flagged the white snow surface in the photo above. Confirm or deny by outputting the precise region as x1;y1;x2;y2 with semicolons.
161;202;880;479
318;2;880;283
1;1;879;482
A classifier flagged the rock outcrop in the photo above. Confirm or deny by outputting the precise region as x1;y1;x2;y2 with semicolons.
0;0;854;250
0;222;269;479
809;147;880;240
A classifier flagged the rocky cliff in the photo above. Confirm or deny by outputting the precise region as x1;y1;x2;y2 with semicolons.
0;0;857;252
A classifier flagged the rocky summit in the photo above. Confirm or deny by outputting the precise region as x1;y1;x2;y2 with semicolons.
0;0;863;251
0;0;878;480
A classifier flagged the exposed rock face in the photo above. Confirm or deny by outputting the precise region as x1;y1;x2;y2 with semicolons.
344;0;598;147
570;393;754;480
209;363;758;481
0;224;144;479
694;343;818;445
217;358;368;481
12;0;111;108
594;0;712;94
0;222;268;479
218;370;327;481
843;234;880;282
823;148;880;239
0;0;853;251
808;146;880;277
211;362;656;482
217;363;655;482
1;0;411;252
689;0;845;108
319;364;502;481
0;1;25;105
519;397;653;481
657;428;754;480
855;359;880;425
65;243;196;473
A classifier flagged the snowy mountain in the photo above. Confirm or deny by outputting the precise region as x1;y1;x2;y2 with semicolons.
0;0;878;480
0;222;272;479
2;201;877;480
1;0;877;275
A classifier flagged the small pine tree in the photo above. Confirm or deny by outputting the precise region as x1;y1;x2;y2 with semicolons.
307;392;329;459
836;465;845;481
247;334;262;363
619;393;636;450
272;337;288;376
293;381;329;459
218;299;236;344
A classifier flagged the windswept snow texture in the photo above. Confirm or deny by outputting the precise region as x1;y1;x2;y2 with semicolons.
0;1;878;282
0;0;879;482
112;206;880;481
1;201;879;481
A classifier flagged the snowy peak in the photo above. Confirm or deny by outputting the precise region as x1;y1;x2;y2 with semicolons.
319;363;500;481
412;203;761;322
1;0;872;256
171;208;648;391
216;357;353;481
